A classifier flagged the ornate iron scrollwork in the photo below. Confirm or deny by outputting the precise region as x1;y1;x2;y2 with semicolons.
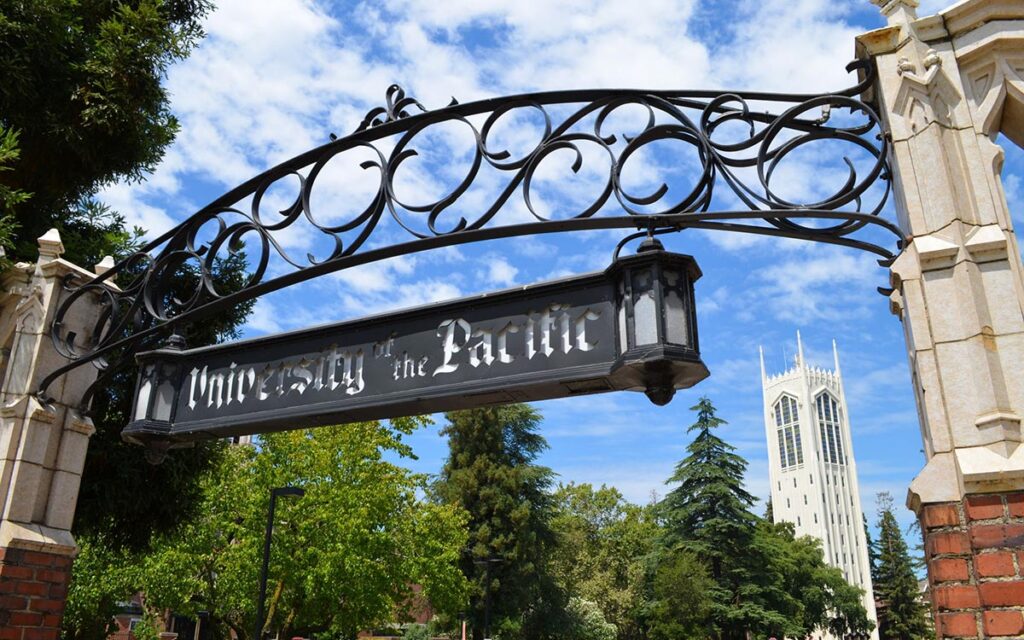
41;60;902;407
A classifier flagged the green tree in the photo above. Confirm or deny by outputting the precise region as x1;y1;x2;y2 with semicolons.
565;597;618;640
658;397;871;640
550;483;660;640
648;549;712;640
659;396;768;639
0;0;211;264
0;127;27;265
874;492;931;640
755;520;872;638
137;419;468;640
435;405;561;640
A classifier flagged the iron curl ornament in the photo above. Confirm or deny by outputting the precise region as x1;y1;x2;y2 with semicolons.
41;60;904;409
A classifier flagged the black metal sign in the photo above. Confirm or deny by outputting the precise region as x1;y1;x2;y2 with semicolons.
124;249;709;447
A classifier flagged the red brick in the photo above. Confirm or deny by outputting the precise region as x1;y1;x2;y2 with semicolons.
980;581;1024;606
939;611;978;637
9;610;43;626
0;629;19;640
15;581;48;597
1008;493;1024;518
30;598;64;613
934;584;981;610
930;531;972;555
22;630;59;640
985;610;1024;636
932;557;971;582
34;569;65;585
924;504;962;529
967;495;1005;521
21;552;54;568
0;549;23;565
970;524;1024;549
42;614;61;627
50;556;72;571
0;595;27;610
48;583;67;599
976;552;1016;578
0;565;33;580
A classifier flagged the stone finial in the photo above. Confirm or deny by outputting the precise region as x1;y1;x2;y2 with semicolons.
870;0;919;24
37;228;64;261
94;255;115;276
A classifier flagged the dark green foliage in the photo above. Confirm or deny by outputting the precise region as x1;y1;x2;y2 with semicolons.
0;0;212;263
435;405;562;640
764;497;774;522
549;483;660;640
648;549;712;640
874;493;931;640
0;127;28;266
656;397;872;640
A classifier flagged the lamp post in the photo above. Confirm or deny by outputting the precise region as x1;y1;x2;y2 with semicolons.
254;486;305;640
473;557;504;640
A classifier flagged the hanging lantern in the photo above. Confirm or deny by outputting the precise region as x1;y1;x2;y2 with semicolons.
606;238;709;405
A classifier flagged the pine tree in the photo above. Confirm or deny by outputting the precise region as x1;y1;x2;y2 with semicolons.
865;513;880;585
435;405;562;640
874;492;931;640
658;397;772;640
764;497;774;522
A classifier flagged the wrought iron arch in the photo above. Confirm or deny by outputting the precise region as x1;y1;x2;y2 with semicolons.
41;60;903;409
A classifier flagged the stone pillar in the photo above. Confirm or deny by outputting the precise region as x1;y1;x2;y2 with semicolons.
858;0;1024;637
0;230;107;638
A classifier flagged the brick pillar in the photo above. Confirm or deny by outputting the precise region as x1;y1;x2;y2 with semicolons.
0;230;108;635
924;495;1024;638
857;0;1024;638
0;548;71;640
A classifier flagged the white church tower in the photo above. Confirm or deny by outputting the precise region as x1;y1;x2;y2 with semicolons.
760;333;879;640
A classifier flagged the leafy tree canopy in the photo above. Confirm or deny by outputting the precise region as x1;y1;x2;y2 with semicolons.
873;492;931;640
550;483;659;640
435;405;561;640
0;0;212;264
116;419;468;640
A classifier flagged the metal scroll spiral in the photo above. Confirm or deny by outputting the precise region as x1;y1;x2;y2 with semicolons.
42;59;902;408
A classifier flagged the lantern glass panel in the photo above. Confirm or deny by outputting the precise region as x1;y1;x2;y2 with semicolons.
631;267;658;346
663;268;689;346
617;276;629;352
152;362;178;421
134;369;153;421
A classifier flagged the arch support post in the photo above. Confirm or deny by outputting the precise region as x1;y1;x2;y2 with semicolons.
860;0;1024;636
0;231;106;638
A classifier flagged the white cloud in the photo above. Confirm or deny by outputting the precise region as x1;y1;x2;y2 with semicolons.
480;255;519;287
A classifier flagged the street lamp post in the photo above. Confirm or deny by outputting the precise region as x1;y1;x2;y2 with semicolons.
254;486;305;640
473;558;504;640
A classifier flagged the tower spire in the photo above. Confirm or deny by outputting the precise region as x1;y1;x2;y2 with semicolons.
833;339;842;377
796;330;805;369
759;346;767;382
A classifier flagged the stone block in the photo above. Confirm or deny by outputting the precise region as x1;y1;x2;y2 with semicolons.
43;471;81;532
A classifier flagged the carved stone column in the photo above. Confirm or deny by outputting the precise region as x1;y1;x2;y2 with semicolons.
859;0;1024;637
0;230;108;638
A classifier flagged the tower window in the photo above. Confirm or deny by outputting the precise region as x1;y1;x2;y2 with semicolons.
816;393;845;466
774;396;803;469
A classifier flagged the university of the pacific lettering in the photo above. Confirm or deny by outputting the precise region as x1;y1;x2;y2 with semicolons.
185;302;601;413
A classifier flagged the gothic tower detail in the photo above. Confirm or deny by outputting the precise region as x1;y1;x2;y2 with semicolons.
761;333;879;640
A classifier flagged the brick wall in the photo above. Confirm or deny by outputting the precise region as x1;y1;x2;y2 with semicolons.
923;492;1024;638
0;547;72;640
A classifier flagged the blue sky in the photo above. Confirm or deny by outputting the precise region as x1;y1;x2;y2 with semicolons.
100;0;1024;536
